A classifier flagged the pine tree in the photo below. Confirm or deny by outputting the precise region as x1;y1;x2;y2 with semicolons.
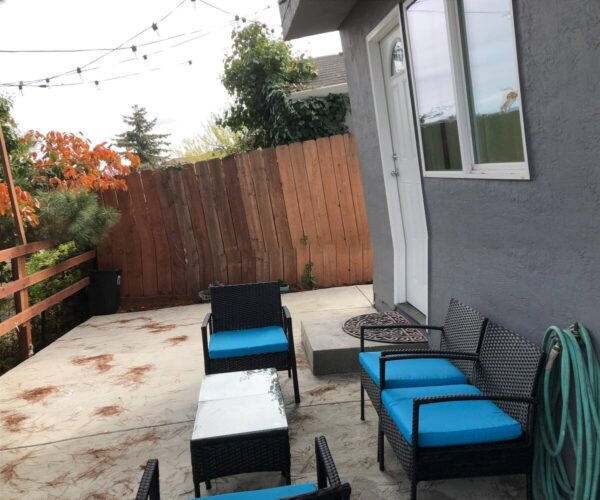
114;105;170;166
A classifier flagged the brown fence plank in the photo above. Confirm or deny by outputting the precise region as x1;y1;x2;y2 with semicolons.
153;169;187;296
102;190;128;296
196;162;228;284
168;168;201;294
0;250;95;300
303;140;331;244
222;157;255;284
344;134;370;242
316;137;345;242
0;277;90;338
127;173;159;297
116;189;144;298
140;170;172;295
209;159;241;284
181;165;212;289
330;135;360;244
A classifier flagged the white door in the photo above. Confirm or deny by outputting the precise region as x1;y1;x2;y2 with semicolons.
379;24;428;314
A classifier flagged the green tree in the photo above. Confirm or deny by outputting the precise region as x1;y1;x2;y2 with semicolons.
220;22;349;149
175;116;246;162
114;105;170;166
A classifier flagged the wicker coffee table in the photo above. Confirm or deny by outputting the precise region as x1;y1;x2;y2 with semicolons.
190;368;290;497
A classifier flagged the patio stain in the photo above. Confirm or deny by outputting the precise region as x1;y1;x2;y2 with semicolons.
93;405;123;417
306;385;337;397
17;385;59;403
2;412;28;432
121;429;160;446
88;316;152;328
45;472;69;487
138;321;177;333
116;364;154;387
0;452;32;485
72;354;114;373
164;334;188;345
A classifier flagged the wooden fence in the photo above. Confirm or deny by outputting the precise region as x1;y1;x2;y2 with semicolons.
97;134;372;307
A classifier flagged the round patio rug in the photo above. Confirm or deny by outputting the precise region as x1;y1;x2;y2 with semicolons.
343;311;428;343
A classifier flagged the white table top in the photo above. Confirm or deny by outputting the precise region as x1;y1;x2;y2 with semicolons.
192;368;287;441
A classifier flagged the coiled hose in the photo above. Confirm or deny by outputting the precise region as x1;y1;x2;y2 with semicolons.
533;323;600;499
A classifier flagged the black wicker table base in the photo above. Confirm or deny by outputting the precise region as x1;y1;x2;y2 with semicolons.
190;369;291;497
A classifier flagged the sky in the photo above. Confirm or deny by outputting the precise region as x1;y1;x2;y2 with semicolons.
0;0;341;153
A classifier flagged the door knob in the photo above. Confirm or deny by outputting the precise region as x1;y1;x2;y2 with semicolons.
391;169;400;177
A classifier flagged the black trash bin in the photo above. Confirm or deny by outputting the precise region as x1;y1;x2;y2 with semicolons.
88;270;121;315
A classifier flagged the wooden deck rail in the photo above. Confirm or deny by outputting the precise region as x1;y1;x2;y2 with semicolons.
0;242;95;352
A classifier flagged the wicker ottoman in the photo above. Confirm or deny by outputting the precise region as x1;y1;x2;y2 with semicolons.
190;368;290;497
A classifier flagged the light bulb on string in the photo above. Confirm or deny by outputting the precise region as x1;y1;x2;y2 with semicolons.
191;0;196;10
131;45;138;59
188;60;193;66
77;67;83;81
18;81;24;96
94;80;100;91
45;78;51;89
241;17;246;23
143;54;149;64
152;23;160;38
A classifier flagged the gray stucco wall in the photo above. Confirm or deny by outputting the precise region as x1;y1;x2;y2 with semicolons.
339;0;600;351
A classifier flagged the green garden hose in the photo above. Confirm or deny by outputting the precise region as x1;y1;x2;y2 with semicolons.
533;323;600;499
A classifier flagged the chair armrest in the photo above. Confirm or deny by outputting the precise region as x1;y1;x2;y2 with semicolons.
314;436;341;489
410;394;537;449
201;313;212;372
360;324;441;352
136;459;159;500
379;352;479;390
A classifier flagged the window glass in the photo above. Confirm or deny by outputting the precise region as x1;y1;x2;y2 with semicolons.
391;40;405;75
459;0;525;163
406;0;462;171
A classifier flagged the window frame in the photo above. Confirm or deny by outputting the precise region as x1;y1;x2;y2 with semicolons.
402;0;530;180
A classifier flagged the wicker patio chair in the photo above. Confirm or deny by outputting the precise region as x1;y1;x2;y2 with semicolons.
377;321;545;500
135;436;351;499
359;298;487;419
201;282;300;404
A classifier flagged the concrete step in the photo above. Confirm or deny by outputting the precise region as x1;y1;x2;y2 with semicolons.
300;307;429;375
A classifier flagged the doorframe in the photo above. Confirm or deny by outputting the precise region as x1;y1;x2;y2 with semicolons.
366;5;428;317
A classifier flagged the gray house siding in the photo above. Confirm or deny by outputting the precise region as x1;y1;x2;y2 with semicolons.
339;0;600;350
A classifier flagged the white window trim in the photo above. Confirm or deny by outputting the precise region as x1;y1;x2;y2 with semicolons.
403;0;530;180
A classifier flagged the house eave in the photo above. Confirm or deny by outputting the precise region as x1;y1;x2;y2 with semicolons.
288;83;348;100
279;0;357;40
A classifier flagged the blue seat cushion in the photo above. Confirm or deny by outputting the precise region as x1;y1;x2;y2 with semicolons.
197;482;317;499
208;326;289;359
381;384;523;447
359;351;467;388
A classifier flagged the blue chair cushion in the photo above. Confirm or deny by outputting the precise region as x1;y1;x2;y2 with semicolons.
197;482;317;499
208;326;289;359
359;351;467;388
381;384;523;447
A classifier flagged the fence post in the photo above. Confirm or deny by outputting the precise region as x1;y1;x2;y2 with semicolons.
0;128;33;360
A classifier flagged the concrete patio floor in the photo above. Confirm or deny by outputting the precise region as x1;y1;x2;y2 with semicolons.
0;285;526;499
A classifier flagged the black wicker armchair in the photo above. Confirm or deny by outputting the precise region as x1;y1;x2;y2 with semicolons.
359;298;487;419
135;436;351;499
377;321;545;499
201;282;300;404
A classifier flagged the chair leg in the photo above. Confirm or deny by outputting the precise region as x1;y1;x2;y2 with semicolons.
410;477;417;500
291;362;300;404
194;481;201;498
378;428;385;470
205;479;211;490
288;368;291;378
360;383;365;421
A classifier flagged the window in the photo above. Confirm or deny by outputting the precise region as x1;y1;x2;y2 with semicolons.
404;0;529;179
391;40;406;75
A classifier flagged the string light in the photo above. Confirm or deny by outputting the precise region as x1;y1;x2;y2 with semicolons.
2;5;272;90
94;80;100;90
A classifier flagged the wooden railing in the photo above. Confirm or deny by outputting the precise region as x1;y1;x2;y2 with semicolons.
0;242;95;359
